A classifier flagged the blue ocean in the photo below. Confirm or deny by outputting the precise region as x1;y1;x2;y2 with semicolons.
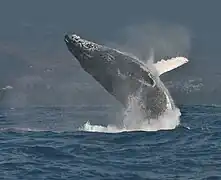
1;104;220;179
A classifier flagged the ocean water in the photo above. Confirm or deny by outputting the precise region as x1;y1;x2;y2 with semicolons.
0;104;221;179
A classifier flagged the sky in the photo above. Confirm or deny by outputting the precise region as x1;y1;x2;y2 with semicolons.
0;0;221;107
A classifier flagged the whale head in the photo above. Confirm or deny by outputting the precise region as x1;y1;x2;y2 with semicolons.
64;34;101;61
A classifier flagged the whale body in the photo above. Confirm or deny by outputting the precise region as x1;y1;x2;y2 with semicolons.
64;34;188;119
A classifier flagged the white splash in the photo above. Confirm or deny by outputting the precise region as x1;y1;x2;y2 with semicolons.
1;85;13;90
80;82;181;133
79;122;126;133
79;93;181;133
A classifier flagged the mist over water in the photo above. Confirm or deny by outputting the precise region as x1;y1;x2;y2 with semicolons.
108;22;191;61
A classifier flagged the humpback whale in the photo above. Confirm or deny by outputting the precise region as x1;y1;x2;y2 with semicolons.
64;34;188;119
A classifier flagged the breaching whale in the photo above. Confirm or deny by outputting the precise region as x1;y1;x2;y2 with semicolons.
64;34;188;119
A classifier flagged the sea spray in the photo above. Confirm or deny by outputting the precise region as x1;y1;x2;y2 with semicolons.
79;89;181;133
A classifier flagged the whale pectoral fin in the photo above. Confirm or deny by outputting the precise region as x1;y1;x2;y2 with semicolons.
154;57;189;76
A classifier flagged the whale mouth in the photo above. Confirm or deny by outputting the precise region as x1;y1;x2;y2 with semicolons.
64;35;75;54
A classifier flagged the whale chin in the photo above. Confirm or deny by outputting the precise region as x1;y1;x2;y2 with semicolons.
64;34;69;41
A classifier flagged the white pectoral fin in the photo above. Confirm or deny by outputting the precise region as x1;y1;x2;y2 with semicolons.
153;56;189;76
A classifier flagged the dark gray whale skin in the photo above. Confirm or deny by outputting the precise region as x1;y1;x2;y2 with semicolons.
64;34;172;119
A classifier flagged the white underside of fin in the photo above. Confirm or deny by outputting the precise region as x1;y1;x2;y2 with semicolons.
154;57;189;76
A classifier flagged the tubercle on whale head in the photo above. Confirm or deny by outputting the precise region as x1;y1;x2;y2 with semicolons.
64;33;101;60
64;34;81;44
64;34;100;49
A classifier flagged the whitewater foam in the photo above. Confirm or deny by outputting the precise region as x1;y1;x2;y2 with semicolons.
79;100;181;133
80;82;181;133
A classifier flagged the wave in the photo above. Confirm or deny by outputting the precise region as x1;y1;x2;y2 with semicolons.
0;127;47;133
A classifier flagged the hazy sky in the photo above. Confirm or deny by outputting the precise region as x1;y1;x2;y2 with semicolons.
0;0;221;107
